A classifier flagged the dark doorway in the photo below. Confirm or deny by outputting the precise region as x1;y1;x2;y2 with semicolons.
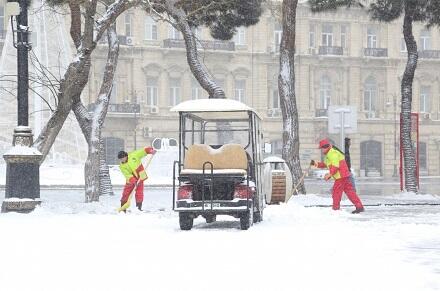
360;140;382;177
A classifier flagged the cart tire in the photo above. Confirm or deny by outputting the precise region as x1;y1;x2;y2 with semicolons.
240;209;253;230
205;215;216;223
253;208;263;223
179;213;193;230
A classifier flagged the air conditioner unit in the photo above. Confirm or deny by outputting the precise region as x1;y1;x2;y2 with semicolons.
126;36;135;46
150;105;159;114
423;113;431;119
143;127;152;138
117;35;127;45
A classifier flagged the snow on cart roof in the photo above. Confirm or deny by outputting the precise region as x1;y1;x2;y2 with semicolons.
170;99;262;119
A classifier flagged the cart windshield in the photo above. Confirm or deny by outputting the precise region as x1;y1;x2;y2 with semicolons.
182;112;252;148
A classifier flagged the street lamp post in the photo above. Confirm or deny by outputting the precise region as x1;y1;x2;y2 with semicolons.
2;0;42;213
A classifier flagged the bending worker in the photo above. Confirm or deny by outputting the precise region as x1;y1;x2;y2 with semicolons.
118;146;156;211
311;139;364;214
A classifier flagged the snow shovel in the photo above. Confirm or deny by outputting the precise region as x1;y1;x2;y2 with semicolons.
286;164;311;203
117;154;154;213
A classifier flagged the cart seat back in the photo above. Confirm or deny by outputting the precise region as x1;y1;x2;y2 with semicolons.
184;144;248;170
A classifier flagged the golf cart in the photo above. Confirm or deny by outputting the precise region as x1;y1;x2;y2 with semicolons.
170;99;266;230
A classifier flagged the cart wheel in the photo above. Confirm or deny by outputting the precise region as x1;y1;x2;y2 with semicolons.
179;213;193;230
240;209;253;230
205;215;216;223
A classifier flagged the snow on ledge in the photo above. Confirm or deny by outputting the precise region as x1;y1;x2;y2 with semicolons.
170;98;261;117
3;145;42;156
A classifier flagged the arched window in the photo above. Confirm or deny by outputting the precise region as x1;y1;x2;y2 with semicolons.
319;75;332;109
104;137;125;165
364;77;377;118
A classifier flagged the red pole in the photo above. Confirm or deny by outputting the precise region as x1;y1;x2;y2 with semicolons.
400;113;403;191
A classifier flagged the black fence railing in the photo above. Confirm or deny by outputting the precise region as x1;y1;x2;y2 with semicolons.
418;50;440;59
88;103;140;114
163;38;235;51
318;46;343;56
364;48;388;57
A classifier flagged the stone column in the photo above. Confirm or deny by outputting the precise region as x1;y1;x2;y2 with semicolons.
2;126;42;213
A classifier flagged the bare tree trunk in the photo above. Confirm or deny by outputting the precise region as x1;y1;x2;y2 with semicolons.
69;2;82;49
401;9;418;193
278;0;304;194
32;0;140;164
99;136;114;196
166;1;225;99
73;26;119;202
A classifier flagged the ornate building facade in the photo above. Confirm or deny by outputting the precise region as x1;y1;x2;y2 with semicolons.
86;3;440;178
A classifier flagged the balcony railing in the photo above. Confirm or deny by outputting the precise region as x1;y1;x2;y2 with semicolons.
418;50;440;59
318;46;343;56
364;48;388;57
163;38;235;51
88;103;140;114
0;30;6;40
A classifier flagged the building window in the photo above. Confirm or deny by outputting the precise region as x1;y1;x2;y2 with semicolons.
145;16;157;40
271;89;280;109
191;79;204;100
124;14;132;37
319;75;332;109
321;24;333;47
340;25;347;48
169;78;181;106
234;27;246;45
309;25;316;48
420;85;431;113
400;38;407;52
367;27;377;48
234;80;246;103
420;29;431;51
364;77;377;118
146;77;158;106
168;24;182;40
104;137;125;165
274;23;282;52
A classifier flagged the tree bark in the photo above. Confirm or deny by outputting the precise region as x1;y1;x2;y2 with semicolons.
401;8;418;193
166;0;225;99
69;2;82;49
73;26;119;202
278;0;305;194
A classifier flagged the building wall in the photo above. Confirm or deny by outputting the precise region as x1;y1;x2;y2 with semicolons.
86;4;440;176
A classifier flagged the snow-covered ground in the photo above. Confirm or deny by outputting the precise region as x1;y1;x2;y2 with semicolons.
1;186;439;291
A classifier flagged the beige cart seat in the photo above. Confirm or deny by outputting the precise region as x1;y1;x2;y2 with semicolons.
181;144;248;175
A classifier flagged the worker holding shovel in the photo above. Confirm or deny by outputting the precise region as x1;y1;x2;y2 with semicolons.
311;139;364;214
118;147;156;212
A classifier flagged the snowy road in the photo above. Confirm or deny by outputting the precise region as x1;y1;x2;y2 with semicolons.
0;187;439;291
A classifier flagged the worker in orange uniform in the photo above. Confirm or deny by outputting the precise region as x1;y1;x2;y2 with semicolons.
311;139;364;214
118;147;156;211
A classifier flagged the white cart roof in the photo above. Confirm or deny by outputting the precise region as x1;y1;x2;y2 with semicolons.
170;99;261;119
